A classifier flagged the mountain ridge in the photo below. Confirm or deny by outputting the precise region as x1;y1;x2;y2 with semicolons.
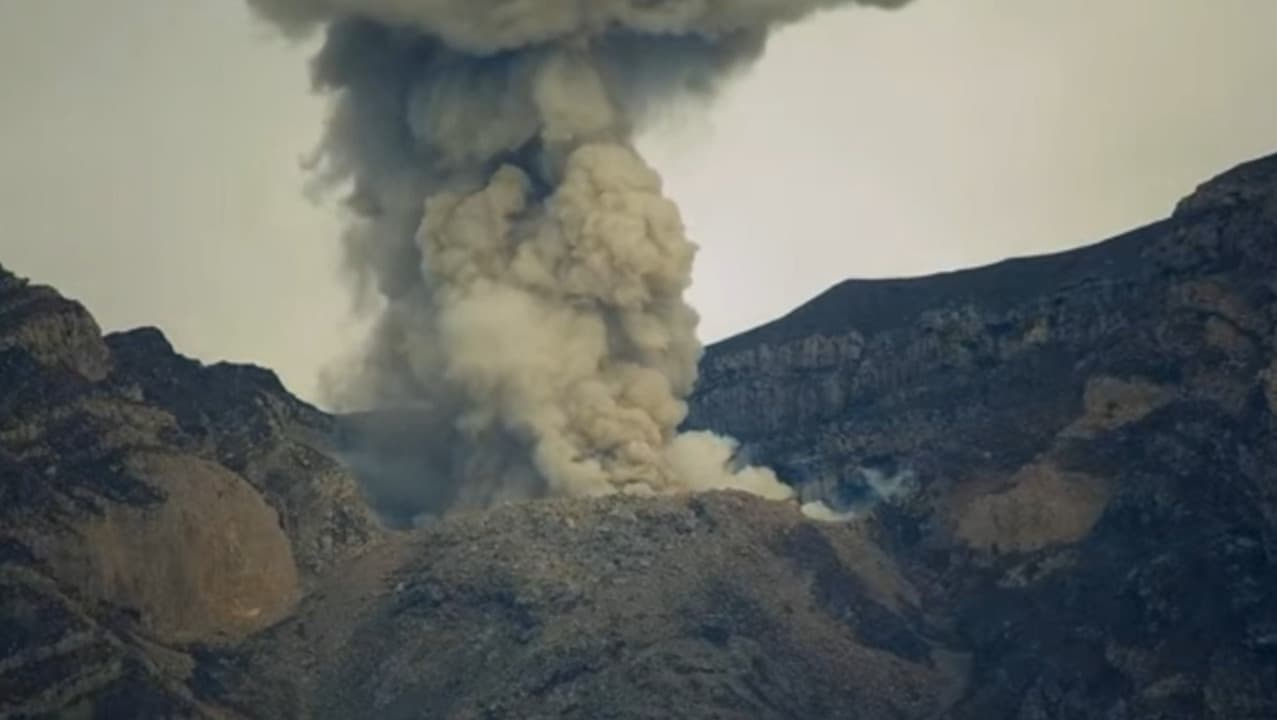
713;151;1277;355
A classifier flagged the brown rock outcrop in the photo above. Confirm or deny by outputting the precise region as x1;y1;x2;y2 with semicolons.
0;264;380;717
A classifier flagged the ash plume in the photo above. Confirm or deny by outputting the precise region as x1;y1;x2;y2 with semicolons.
248;0;912;516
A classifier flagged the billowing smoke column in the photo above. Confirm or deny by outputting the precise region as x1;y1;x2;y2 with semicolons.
249;0;910;515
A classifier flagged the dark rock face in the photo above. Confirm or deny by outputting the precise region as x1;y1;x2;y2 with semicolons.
1;151;1274;718
687;152;1277;718
0;267;381;717
105;327;383;582
0;270;112;382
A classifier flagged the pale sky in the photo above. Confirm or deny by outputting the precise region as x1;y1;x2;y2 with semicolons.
2;1;1275;404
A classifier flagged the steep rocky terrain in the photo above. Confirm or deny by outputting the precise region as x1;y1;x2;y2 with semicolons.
0;151;1274;718
688;152;1277;718
0;270;382;717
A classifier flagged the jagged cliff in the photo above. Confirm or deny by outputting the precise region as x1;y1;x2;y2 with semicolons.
1;152;1274;719
0;271;382;716
687;152;1277;718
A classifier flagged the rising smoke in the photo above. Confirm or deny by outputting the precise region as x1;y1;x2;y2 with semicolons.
248;0;911;517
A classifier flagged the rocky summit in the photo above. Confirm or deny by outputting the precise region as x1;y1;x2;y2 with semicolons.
1;152;1275;719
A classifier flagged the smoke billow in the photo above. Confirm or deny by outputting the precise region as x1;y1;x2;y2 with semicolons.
249;0;911;516
799;463;918;522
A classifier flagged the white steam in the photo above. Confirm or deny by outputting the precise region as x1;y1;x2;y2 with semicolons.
248;0;912;512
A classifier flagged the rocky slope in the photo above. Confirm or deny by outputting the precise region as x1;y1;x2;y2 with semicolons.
687;152;1277;718
0;151;1274;718
0;269;382;717
206;493;966;719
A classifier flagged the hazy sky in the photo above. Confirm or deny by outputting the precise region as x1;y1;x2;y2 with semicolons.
2;1;1275;404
